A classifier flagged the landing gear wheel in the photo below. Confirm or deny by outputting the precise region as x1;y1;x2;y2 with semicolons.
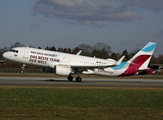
20;64;25;74
76;77;82;82
67;76;73;81
20;70;24;74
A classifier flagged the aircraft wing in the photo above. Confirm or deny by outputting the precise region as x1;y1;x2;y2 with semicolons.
70;56;125;72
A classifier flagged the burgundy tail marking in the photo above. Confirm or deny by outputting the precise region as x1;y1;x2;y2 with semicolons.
120;55;151;76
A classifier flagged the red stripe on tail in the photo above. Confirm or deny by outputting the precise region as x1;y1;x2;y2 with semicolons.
120;55;151;76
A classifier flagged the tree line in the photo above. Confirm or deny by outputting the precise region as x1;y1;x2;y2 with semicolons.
0;42;163;68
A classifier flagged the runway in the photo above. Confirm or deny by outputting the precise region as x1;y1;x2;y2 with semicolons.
0;77;163;87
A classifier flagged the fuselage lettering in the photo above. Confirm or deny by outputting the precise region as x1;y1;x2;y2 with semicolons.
30;55;37;59
50;58;60;62
29;59;37;63
38;60;47;64
38;56;49;61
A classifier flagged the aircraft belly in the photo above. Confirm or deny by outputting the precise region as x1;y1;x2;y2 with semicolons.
94;68;116;76
94;68;129;77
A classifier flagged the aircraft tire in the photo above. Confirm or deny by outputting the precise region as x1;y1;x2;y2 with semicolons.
67;76;73;81
20;70;24;74
76;77;82;82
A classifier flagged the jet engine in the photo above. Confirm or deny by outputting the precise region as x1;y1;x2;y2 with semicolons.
54;65;72;76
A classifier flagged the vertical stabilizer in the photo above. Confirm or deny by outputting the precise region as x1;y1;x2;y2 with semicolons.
120;42;157;76
129;42;157;68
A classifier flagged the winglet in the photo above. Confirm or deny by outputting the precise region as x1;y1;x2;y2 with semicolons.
114;56;125;66
76;50;82;55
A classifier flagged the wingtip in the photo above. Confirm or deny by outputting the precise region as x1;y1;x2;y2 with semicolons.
115;55;125;66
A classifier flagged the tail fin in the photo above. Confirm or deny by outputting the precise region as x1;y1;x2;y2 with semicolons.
120;42;157;76
129;42;157;68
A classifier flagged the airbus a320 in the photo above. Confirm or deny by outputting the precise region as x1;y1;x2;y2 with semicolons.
3;42;157;82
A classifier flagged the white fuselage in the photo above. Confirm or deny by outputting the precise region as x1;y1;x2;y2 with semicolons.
3;47;124;76
2;42;156;79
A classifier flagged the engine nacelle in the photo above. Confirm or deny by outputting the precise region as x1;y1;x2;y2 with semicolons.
54;65;72;76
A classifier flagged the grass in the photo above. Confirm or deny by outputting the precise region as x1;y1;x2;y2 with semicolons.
0;86;162;120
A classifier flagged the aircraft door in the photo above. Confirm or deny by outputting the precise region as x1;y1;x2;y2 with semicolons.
23;48;29;59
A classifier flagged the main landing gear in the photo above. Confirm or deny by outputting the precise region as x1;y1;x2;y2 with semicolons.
67;75;82;82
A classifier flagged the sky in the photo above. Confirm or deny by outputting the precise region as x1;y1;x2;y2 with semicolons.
0;0;163;57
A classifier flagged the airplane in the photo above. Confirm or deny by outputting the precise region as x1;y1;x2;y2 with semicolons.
0;59;6;64
2;42;157;82
149;64;163;72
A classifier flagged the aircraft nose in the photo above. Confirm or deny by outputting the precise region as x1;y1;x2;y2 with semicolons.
2;52;9;59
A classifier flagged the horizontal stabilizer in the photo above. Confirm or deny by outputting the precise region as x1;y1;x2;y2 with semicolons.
137;69;154;72
137;69;155;75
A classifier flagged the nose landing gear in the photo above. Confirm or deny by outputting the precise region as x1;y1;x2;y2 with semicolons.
67;75;73;81
20;64;26;74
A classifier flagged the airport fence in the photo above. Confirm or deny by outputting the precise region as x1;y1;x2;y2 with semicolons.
0;68;44;73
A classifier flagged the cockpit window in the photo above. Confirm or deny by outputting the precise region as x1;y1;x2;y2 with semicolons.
9;50;18;53
9;50;14;52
